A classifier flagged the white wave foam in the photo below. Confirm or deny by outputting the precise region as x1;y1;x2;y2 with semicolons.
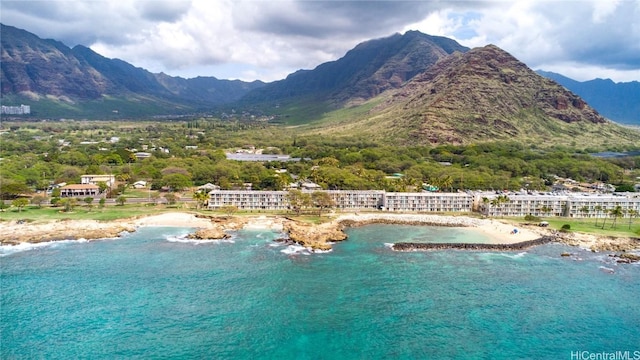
312;248;332;254
165;234;235;245
281;244;311;256
599;266;615;274
480;251;527;260
279;244;332;255
0;238;89;257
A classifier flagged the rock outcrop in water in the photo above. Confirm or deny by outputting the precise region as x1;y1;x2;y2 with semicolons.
282;219;348;251
392;236;556;252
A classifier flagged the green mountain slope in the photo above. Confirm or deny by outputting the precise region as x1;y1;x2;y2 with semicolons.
537;70;640;126
1;24;264;118
301;45;639;147
240;31;468;118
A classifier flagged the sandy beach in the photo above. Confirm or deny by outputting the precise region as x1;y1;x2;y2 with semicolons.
0;211;637;251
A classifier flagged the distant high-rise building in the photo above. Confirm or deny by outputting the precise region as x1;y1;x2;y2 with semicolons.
1;104;31;115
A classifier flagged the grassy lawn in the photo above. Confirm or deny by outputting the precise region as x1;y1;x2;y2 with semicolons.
0;205;188;222
507;216;640;237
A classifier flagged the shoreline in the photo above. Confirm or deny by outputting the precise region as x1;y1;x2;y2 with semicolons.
1;211;638;253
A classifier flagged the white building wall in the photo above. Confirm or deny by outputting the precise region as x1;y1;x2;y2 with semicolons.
476;193;640;218
208;190;473;212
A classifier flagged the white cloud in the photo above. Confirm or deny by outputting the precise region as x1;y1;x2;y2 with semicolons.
1;0;639;82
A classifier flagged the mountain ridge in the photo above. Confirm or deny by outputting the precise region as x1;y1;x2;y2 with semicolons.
536;70;640;125
1;23;265;117
240;31;469;108
303;45;637;146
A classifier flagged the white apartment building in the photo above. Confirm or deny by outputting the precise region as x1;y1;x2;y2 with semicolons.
208;190;289;211
208;190;473;213
81;174;116;188
326;190;385;210
384;192;474;212
477;193;640;218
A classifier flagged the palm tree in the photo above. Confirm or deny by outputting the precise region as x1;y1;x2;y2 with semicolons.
627;209;638;230
539;205;552;218
490;198;500;217
579;206;589;219
594;205;602;227
497;195;510;217
609;206;623;229
601;208;610;229
193;190;209;210
481;197;490;216
440;175;454;193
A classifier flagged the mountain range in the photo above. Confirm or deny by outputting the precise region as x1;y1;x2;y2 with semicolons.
536;70;640;126
1;24;264;117
1;23;638;146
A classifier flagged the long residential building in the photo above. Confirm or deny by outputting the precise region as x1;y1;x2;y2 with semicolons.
385;192;474;212
208;190;472;212
477;193;640;218
208;189;640;218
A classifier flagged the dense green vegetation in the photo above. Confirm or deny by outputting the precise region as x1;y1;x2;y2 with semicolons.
1;119;639;200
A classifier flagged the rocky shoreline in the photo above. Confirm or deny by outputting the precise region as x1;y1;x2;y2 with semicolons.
1;213;638;263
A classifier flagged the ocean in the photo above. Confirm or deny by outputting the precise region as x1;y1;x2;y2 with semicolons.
1;224;639;359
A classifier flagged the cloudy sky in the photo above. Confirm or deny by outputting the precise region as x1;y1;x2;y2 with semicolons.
2;0;639;82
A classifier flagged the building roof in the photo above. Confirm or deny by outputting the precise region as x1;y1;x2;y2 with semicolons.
61;184;99;190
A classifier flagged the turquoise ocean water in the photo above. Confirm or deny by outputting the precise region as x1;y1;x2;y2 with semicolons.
1;224;639;359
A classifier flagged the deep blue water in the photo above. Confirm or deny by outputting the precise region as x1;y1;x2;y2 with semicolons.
1;225;639;359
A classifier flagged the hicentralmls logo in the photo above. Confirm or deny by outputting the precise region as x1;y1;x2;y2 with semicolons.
570;351;640;360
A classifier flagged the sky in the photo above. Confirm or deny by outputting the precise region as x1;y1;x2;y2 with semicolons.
2;0;639;83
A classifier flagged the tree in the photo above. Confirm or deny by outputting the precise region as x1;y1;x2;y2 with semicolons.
594;205;602;227
12;198;29;212
193;190;209;210
601;208;610;229
0;182;31;200
609;206;623;229
286;189;309;215
490;198;500;217
164;193;178;205
221;205;238;216
50;197;61;207
99;198;106;208
539;205;552;218
312;191;335;217
30;195;47;208
84;197;94;211
497;195;510;217
151;192;161;205
481;197;490;216
116;196;127;206
97;181;109;194
162;173;192;192
627;209;638;230
60;198;77;212
579;206;589;219
440;175;454;192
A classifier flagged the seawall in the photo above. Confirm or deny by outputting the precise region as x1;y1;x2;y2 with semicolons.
392;236;556;252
